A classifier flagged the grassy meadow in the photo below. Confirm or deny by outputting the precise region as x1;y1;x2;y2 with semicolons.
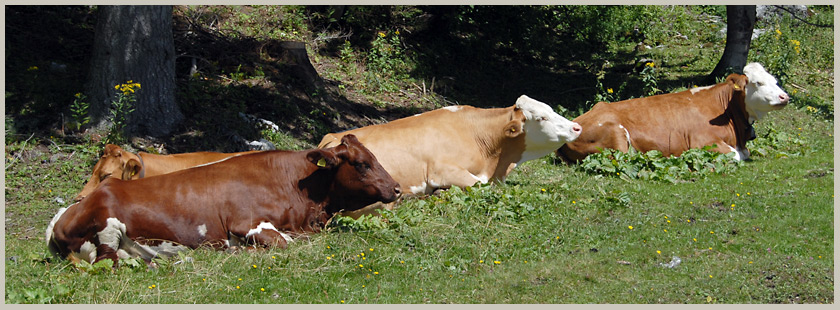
4;5;834;303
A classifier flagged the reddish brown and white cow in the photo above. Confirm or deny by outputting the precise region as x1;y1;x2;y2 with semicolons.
74;144;258;202
46;135;400;265
318;95;581;216
558;62;789;162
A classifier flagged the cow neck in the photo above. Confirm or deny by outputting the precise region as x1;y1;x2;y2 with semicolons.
136;152;146;178
471;106;524;181
721;84;753;147
295;165;335;228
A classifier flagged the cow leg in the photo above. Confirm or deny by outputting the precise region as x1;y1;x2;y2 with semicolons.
427;163;489;192
230;221;292;249
707;141;748;161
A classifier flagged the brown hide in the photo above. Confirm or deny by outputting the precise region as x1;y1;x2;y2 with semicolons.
558;74;753;162
49;135;400;264
74;144;258;201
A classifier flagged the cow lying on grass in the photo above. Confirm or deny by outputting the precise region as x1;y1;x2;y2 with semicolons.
74;144;258;202
47;135;401;266
319;95;581;216
558;62;789;162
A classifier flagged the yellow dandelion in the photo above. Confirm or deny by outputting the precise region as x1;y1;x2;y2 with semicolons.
252;264;257;269
687;219;691;223
709;275;713;278
261;288;265;292
369;248;374;251
628;225;634;230
749;261;753;264
236;286;240;289
374;272;379;275
710;231;714;234
479;260;484;263
607;88;614;94
362;257;366;260
272;256;276;259
667;220;671;223
326;256;331;260
541;188;546;192
395;30;400;35
664;229;667;232
359;264;364;268
572;201;576;204
238;278;242;281
693;238;697;242
341;300;345;303
646;62;655;68
203;278;206;281
378;32;386;38
400;261;405;264
361;252;365;256
656;250;661;254
736;193;740;197
494;260;501;264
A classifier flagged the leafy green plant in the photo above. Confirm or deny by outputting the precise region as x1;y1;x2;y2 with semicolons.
329;214;389;231
579;145;742;183
639;61;661;96
105;81;139;145
68;92;90;132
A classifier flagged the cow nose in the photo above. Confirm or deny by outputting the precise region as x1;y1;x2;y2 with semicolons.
571;123;582;134
779;93;790;104
393;185;402;197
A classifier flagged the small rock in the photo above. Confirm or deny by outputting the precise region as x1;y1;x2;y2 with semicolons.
54;197;65;205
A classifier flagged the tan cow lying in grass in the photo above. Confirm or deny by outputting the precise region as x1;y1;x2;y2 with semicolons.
319;95;582;217
74;144;258;201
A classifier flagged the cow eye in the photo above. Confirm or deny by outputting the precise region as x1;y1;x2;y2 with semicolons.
100;173;112;181
354;162;370;173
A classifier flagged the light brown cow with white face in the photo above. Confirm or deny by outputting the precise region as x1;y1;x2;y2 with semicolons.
318;95;581;216
75;144;258;201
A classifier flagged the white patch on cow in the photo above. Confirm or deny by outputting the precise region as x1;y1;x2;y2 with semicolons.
743;62;789;122
470;173;489;184
427;179;443;189
224;239;231;248
724;144;750;161
690;85;714;94
98;218;127;254
68;241;97;263
442;106;463;112
45;206;70;245
618;124;632;150
598;123;603;127
409;182;428;195
516;95;582;164
246;221;294;244
197;224;208;237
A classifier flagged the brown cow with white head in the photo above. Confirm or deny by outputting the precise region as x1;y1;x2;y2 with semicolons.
557;62;789;162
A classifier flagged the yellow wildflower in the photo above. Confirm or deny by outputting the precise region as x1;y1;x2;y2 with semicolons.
494;260;501;264
607;88;614;94
378;32;386;38
628;225;634;230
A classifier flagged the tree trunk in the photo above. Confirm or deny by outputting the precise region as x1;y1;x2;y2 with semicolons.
86;5;183;138
709;5;756;81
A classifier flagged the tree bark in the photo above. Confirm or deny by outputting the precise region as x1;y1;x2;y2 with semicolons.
709;5;756;81
86;5;183;138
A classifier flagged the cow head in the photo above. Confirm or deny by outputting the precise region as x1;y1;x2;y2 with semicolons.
74;144;143;202
306;134;401;212
741;62;790;122
512;95;582;163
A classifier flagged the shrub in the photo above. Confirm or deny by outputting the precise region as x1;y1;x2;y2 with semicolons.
579;145;742;183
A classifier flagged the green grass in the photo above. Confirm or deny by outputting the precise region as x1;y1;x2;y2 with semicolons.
4;5;833;304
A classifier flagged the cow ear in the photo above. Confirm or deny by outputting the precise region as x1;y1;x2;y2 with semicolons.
122;158;143;180
307;149;342;169
504;119;524;138
728;74;747;92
